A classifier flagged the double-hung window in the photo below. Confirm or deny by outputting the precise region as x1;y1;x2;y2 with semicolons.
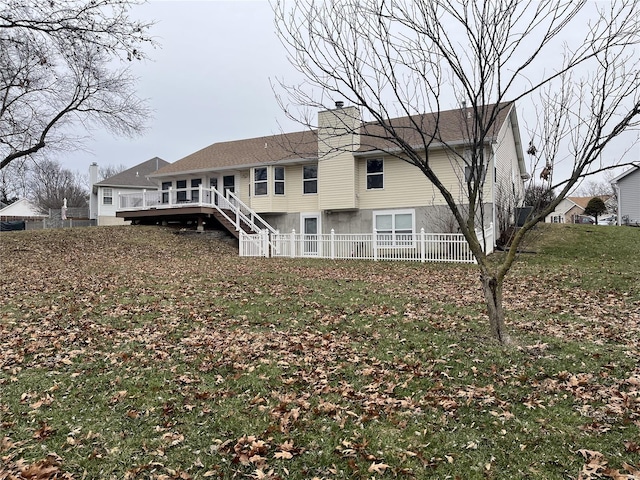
367;159;384;189
254;167;268;196
374;209;415;247
102;188;113;205
274;167;285;195
303;165;317;194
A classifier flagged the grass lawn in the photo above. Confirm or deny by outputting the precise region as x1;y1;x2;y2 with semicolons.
1;224;638;479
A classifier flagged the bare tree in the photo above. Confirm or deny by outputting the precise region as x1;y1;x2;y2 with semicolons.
273;0;640;343
0;159;28;204
573;180;612;197
27;159;88;213
0;0;156;171
524;184;557;217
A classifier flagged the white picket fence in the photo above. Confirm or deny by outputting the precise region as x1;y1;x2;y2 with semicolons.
239;225;494;264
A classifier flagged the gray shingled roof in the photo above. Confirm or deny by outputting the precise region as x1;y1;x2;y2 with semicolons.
96;157;169;187
152;103;513;176
152;130;318;176
357;102;513;153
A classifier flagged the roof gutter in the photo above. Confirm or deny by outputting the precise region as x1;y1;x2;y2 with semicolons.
148;156;319;178
353;138;496;158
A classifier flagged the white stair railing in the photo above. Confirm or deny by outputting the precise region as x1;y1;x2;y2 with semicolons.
225;190;277;235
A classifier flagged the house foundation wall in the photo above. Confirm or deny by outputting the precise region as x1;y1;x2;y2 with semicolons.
260;204;494;235
98;215;131;226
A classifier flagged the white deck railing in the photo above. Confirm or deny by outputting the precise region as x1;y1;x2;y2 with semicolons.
118;186;235;211
240;224;494;264
118;186;274;236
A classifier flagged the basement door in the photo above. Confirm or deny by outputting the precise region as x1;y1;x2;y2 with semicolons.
301;213;320;256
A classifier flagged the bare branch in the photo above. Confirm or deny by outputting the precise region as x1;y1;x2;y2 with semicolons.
273;0;640;343
0;0;155;170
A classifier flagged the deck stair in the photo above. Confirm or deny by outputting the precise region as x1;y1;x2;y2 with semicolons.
210;189;277;241
211;208;254;239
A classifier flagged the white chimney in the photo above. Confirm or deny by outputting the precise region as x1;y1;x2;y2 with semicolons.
89;162;99;221
89;162;99;185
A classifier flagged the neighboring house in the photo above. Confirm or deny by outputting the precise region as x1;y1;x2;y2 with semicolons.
0;198;47;221
118;103;527;247
545;195;611;224
90;157;169;226
612;166;640;226
0;198;47;230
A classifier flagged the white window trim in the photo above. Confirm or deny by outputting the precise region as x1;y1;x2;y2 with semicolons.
274;166;285;196
302;165;318;195
366;158;384;190
102;188;113;205
254;167;268;196
300;212;321;256
373;209;416;248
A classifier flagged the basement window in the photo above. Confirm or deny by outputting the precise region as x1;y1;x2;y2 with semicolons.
374;209;415;247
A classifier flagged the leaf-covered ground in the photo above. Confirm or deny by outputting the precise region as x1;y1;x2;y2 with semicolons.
1;225;638;479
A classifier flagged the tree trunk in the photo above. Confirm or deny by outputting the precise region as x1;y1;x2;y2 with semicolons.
480;273;509;343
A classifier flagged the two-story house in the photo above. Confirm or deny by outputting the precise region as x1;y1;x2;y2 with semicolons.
118;103;527;252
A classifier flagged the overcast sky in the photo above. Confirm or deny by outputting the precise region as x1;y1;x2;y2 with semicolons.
62;0;302;174
60;0;637;184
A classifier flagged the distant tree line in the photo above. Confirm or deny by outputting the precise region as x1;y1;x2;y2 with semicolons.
0;159;126;213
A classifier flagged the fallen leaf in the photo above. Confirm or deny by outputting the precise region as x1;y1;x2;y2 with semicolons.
368;462;389;474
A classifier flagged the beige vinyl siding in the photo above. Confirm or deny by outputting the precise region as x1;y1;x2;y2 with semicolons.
317;107;359;211
493;113;523;203
318;152;357;210
249;166;273;213
270;193;289;213
250;193;273;213
288;164;320;212
250;164;319;214
236;172;250;205
357;150;464;210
